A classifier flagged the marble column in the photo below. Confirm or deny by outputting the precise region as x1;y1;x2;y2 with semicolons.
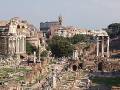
15;38;17;53
34;51;36;63
22;37;24;53
18;38;20;53
73;50;79;60
72;50;75;60
14;38;16;53
11;38;13;54
101;36;104;57
12;38;15;54
13;38;15;54
107;36;110;57
5;36;8;54
20;38;22;53
96;37;99;57
24;38;26;53
8;38;11;54
38;39;41;62
53;69;57;89
19;38;21;53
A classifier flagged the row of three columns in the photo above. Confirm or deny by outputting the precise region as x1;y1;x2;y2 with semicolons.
96;36;109;58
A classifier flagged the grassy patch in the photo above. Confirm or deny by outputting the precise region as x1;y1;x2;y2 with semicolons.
0;68;14;80
0;67;31;81
17;67;32;72
15;76;25;81
91;77;120;86
2;68;14;73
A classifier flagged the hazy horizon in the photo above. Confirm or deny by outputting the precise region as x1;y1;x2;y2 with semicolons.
0;0;120;29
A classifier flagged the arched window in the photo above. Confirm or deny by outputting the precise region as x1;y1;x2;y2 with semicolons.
72;65;77;71
17;25;20;29
22;26;25;29
98;62;103;71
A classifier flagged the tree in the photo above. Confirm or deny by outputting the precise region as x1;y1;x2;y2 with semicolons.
107;23;120;38
26;42;37;55
40;50;48;57
48;36;74;57
68;34;87;44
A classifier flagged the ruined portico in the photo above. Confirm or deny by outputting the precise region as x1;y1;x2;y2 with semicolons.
95;30;110;58
0;17;26;56
8;35;26;55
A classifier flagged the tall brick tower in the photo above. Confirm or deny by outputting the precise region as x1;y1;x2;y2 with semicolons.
58;15;63;26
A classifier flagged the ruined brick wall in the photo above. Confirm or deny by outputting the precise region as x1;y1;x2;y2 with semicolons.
103;59;120;71
83;58;120;72
0;36;9;55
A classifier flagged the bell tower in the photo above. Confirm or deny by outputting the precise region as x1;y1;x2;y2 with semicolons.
58;15;63;26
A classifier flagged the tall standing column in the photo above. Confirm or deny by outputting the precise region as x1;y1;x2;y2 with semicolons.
24;38;26;53
11;37;13;55
96;37;99;57
19;37;22;53
107;36;110;57
20;38;22;53
38;39;41;62
15;38;17;53
53;68;57;89
73;50;75;59
18;38;20;53
101;36;104;57
22;37;24;53
12;38;15;54
34;51;36;63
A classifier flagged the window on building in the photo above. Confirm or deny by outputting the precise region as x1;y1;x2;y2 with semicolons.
17;25;20;29
22;26;25;29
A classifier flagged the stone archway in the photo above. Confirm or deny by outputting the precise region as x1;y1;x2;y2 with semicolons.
98;62;103;71
72;65;77;71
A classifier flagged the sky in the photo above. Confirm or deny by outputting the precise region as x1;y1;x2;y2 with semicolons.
0;0;120;29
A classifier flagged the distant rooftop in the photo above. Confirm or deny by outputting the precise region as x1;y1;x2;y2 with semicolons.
0;20;9;26
92;29;108;36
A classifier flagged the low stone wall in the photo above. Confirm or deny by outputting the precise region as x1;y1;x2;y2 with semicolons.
112;86;120;90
